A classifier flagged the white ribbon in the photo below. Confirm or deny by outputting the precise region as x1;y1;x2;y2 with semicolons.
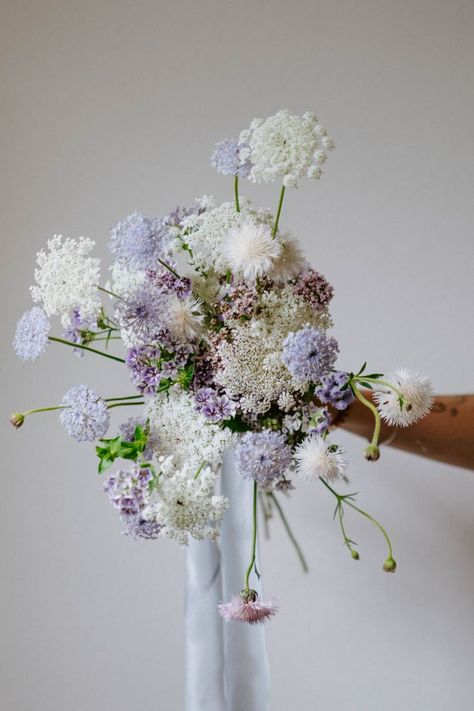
185;450;271;711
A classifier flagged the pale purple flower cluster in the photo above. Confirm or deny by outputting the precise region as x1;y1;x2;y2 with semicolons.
123;516;162;540
211;139;252;178
103;464;153;518
59;384;110;442
315;371;354;411
164;202;204;230
13;307;50;361
146;269;192;299
63;309;98;358
126;344;161;395
116;286;166;346
109;211;172;270
234;429;292;485
194;388;237;423
282;326;338;382
220;283;257;319
293;268;334;311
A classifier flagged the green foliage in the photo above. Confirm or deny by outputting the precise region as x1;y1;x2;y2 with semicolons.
95;425;149;474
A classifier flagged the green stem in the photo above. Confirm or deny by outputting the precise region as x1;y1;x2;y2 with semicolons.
345;500;393;559
269;492;308;573
244;482;258;591
22;405;66;416
105;395;143;402
107;401;144;410
272;185;286;238
193;461;207;479
355;376;404;398
48;336;125;363
157;258;180;278
351;382;381;447
96;285;125;301
234;175;240;212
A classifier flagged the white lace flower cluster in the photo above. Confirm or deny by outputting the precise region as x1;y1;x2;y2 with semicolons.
31;235;101;328
239;110;335;188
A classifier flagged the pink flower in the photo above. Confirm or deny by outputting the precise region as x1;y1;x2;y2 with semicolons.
218;590;278;625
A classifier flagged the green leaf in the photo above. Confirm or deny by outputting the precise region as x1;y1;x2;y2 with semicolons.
357;381;374;389
356;362;367;375
222;415;251;433
364;373;383;379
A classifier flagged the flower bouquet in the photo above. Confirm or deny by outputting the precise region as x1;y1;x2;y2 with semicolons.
12;109;433;626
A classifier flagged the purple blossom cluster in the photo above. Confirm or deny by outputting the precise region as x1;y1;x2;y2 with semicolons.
116;286;167;346
293;268;334;311
104;464;153;518
164;202;205;230
281;326;338;382
211;139;252;178
59;384;110;442
109;211;172;270
13;306;50;361
63;309;98;358
194;388;237;423
146;269;192;300
126;342;193;394
220;283;258;319
123;516;162;540
315;371;354;411
234;429;292;485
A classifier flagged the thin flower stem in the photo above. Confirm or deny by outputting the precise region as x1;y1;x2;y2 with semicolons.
96;285;125;301
337;505;353;551
269;492;309;573
355;376;404;398
258;492;271;540
48;336;125;363
351;383;381;447
107;401;144;410
244;481;258;591
345;500;393;559
105;395;143;402
234;175;240;212
193;461;207;479
22;405;66;416
157;258;180;278
272;184;286;238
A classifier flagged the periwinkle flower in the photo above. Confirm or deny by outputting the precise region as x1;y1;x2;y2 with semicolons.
281;326;338;382
109;212;172;270
13;307;50;361
235;430;292;485
211;139;252;178
59;385;110;442
315;371;354;411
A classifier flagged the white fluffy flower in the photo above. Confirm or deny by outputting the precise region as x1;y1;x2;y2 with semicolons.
224;221;281;281
239;110;334;187
144;464;228;545
30;235;101;328
166;295;203;343
269;236;306;285
373;368;433;427
294;435;347;482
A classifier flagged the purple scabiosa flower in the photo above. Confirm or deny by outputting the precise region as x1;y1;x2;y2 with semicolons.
109;212;173;270
315;371;354;411
293;268;334;311
218;589;278;625
116;286;167;346
13;307;50;361
59;385;110;442
281;326;338;382
235;430;292;485
126;344;161;395
123;516;162;540
104;464;153;518
211;139;252;178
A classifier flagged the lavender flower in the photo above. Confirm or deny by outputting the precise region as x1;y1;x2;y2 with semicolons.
109;212;172;270
146;269;192;300
104;464;153;518
126;344;161;395
194;388;236;423
293;268;334;311
116;286;166;346
164;202;205;230
13;307;50;361
235;430;292;485
218;590;278;625
281;326;338;382
63;309;97;358
315;371;354;411
59;385;110;442
211;139;251;178
123;516;162;540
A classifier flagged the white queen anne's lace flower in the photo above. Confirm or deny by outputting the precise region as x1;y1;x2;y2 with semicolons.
31;235;101;328
373;368;433;427
239;110;334;188
294;435;347;482
224;221;281;282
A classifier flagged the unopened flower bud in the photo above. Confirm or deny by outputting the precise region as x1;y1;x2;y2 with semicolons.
364;444;380;461
383;557;397;573
240;588;258;603
10;413;25;429
351;550;360;560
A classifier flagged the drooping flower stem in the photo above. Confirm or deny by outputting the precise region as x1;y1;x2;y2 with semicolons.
272;184;286;238
107;401;144;410
354;376;404;399
244;481;258;591
157;258;181;279
48;336;126;363
350;382;382;455
234;175;240;213
269;492;308;573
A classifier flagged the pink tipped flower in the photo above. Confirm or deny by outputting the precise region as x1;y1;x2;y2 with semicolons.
218;590;278;625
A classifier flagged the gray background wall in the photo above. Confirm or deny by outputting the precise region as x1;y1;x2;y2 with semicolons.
1;1;473;709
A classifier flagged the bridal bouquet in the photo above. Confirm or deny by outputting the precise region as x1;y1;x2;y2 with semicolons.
12;110;433;625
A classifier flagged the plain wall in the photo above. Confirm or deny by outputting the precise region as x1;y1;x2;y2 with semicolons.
1;1;473;709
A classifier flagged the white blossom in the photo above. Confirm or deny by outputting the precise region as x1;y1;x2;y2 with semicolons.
269;236;307;285
294;435;347;482
224;221;281;282
165;295;203;343
373;368;433;427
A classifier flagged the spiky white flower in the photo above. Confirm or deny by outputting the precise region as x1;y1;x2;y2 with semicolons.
224;221;281;281
269;236;306;285
294;435;347;482
166;295;203;343
373;368;433;427
30;235;101;328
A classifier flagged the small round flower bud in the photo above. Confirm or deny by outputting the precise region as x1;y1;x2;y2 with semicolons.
240;588;258;603
351;550;360;560
10;413;25;429
383;557;397;573
364;444;380;461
